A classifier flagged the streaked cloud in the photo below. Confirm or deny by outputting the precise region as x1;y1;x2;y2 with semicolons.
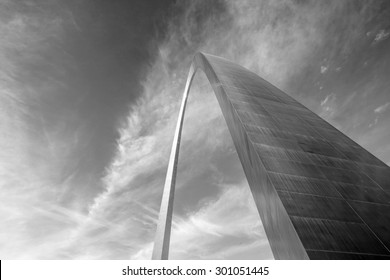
374;102;390;114
168;183;272;259
320;93;335;106
319;93;337;119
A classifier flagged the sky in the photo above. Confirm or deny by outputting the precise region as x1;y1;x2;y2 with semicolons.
0;0;390;260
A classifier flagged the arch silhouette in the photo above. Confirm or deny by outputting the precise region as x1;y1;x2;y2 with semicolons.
151;52;306;260
152;52;390;260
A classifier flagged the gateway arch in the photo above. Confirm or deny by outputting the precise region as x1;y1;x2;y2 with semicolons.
152;52;390;260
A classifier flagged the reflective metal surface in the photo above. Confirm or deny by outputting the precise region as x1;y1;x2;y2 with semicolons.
152;52;390;259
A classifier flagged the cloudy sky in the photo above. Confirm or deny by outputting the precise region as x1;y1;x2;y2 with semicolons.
1;0;390;260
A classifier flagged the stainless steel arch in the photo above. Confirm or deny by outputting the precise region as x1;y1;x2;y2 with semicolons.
152;52;390;260
151;52;307;260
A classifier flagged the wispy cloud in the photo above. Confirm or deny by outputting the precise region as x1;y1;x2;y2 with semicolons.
0;2;103;259
369;102;390;129
374;102;390;114
321;93;334;106
168;183;272;259
320;65;328;74
374;29;390;43
319;93;337;119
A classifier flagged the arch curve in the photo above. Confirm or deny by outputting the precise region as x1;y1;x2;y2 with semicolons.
151;52;307;260
152;52;390;260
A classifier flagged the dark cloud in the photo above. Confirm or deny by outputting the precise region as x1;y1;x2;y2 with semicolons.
1;0;176;207
55;0;176;189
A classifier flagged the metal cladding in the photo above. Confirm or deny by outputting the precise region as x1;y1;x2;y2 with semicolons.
152;52;390;260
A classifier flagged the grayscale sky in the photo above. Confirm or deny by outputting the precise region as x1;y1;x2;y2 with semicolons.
1;0;390;259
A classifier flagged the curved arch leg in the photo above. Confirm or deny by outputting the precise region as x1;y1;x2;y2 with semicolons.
151;65;196;260
151;52;390;260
